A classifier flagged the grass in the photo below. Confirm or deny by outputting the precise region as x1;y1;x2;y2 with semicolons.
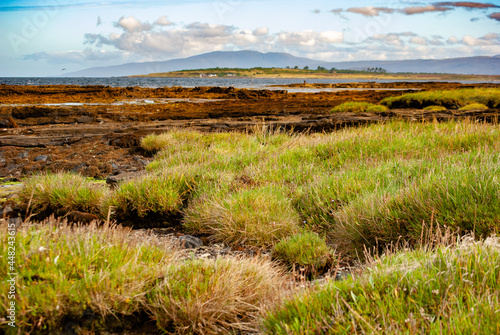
272;232;333;273
381;88;500;109
183;185;301;249
459;103;489;111
10;117;500;333
0;219;288;334
423;105;447;111
104;171;197;225
16;121;500;255
18;172;109;217
262;237;500;334
330;102;387;113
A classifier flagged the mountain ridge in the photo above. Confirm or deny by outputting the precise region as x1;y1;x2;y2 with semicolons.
64;50;500;77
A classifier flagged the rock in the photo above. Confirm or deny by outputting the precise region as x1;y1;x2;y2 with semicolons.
72;162;88;172
178;235;203;249
34;155;49;162
335;272;350;281
106;171;144;186
2;205;13;217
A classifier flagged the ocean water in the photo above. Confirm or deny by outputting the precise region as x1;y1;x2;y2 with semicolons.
0;76;495;89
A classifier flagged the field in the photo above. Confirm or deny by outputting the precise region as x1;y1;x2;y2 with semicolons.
0;82;500;334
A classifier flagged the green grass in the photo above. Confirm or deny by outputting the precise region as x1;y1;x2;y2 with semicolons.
183;185;301;249
0;219;288;334
381;88;500;109
423;105;447;111
272;232;333;273
330;102;387;113
18;172;109;217
459;103;489;111
262;238;500;334
9;116;500;333
104;171;197;225
17;121;500;256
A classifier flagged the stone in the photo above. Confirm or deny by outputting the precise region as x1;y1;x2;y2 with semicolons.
34;155;49;162
106;171;144;187
178;235;204;249
72;162;88;172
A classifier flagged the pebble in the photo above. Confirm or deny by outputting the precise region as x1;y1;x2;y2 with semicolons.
34;155;49;162
178;235;204;249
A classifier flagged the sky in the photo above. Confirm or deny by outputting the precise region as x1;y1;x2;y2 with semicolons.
0;0;499;76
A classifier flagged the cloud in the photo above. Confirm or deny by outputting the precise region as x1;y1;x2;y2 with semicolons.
23;49;129;64
433;2;499;9
409;36;428;45
346;6;394;17
462;34;498;46
489;12;500;21
276;30;343;47
369;34;405;46
401;5;452;15
155;16;172;26
84;17;343;59
115;16;153;33
253;26;269;36
330;9;343;14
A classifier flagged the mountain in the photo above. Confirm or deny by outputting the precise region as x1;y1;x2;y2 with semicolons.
64;50;500;77
64;51;326;77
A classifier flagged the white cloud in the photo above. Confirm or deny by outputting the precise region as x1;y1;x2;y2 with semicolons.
155;16;172;26
409;36;428;45
462;35;496;46
253;26;269;36
115;16;152;33
400;5;452;15
85;18;343;58
346;6;394;17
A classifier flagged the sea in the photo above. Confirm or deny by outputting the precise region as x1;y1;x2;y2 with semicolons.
1;77;497;90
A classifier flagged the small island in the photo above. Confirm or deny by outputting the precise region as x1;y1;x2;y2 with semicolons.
129;66;500;82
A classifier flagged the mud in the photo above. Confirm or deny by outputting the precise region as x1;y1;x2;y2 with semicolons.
0;82;498;180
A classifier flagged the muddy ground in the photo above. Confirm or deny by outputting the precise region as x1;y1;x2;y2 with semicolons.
0;82;499;180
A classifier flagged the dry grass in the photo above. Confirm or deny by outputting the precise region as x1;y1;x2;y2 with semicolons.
149;257;288;334
0;219;290;334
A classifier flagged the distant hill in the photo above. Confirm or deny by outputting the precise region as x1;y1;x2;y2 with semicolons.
64;50;500;77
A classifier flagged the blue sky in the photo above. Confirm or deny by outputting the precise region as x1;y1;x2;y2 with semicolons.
1;0;499;76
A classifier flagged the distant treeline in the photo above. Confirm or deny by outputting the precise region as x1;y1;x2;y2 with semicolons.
175;66;388;76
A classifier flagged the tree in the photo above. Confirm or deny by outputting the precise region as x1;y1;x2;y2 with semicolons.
303;66;309;70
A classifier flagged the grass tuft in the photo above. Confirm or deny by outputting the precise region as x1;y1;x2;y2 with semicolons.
0;219;288;334
272;232;333;273
183;185;301;249
423;105;447;111
105;172;197;225
263;237;500;334
459;103;489;111
330;102;383;113
19;172;108;217
381;88;500;109
149;257;287;334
